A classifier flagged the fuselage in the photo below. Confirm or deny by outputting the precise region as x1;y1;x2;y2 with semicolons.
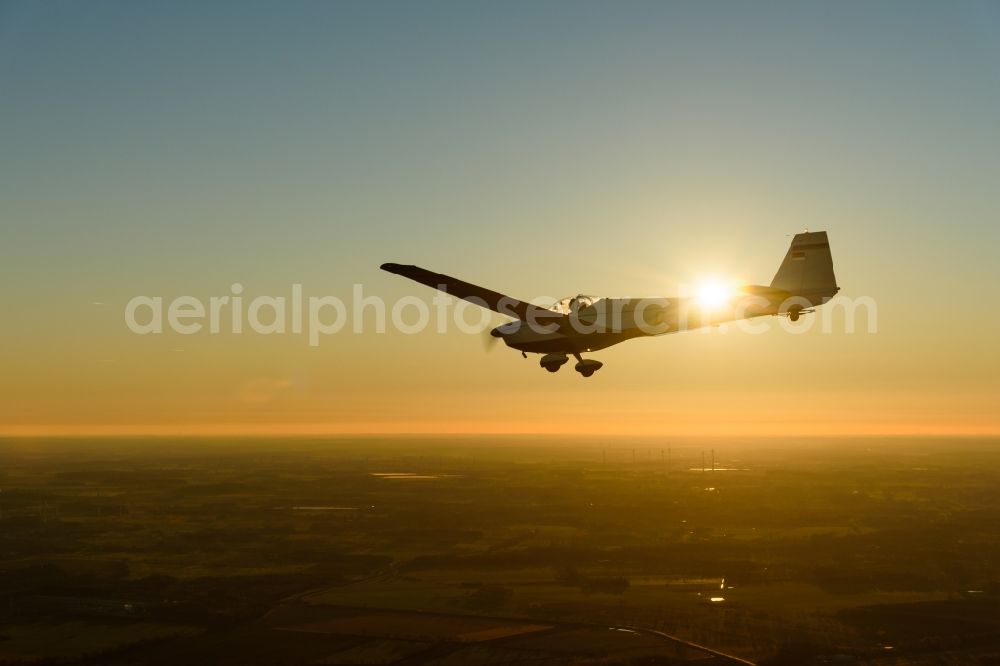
493;285;838;355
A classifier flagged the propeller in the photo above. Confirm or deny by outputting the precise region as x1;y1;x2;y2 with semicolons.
483;327;502;352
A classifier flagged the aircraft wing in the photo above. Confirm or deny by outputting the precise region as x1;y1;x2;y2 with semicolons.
380;263;557;322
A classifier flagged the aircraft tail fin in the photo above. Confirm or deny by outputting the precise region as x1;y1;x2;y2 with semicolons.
770;231;839;299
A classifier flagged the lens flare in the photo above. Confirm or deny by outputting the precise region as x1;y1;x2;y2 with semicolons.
696;279;734;310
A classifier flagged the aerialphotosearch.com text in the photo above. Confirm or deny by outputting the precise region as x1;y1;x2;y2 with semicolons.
124;283;877;347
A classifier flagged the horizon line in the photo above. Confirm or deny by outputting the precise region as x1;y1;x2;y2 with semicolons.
2;423;999;440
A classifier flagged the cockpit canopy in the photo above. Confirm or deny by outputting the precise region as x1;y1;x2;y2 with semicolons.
550;294;600;314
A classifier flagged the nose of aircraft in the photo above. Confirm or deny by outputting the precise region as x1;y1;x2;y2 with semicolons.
489;326;504;338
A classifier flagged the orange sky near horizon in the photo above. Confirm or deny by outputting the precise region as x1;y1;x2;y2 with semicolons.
4;383;998;439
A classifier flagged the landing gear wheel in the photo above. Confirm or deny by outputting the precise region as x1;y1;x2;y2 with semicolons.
574;359;603;378
540;353;569;374
788;306;801;322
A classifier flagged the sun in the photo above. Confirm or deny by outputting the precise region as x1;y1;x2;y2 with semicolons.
695;279;735;310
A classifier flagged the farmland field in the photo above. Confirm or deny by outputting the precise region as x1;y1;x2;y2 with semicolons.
1;436;999;664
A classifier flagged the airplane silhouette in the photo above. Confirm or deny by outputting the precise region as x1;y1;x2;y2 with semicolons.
381;231;838;377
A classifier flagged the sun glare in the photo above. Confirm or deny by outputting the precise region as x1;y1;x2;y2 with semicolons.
696;279;735;310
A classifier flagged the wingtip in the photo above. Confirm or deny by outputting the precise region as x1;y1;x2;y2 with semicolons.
381;262;421;276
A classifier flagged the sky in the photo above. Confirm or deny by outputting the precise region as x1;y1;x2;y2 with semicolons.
2;1;999;437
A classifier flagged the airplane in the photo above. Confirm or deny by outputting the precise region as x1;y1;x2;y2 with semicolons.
381;231;839;377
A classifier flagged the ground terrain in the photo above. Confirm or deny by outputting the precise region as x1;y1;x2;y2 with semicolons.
1;436;998;664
